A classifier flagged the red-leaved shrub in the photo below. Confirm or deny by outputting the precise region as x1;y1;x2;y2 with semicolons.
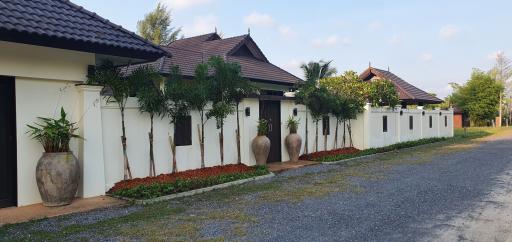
299;147;360;161
108;164;256;193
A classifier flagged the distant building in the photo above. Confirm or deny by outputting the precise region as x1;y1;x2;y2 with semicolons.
359;67;442;107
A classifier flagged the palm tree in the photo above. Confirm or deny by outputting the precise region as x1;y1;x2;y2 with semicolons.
133;66;165;177
298;60;337;154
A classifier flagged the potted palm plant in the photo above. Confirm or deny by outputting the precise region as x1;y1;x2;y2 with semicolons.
251;119;270;165
27;108;81;207
285;116;302;162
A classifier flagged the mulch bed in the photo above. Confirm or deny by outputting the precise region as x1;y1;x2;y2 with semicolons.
108;164;258;193
299;147;361;161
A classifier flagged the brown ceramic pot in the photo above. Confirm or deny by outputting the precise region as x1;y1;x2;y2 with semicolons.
285;133;302;162
36;152;80;207
252;135;270;165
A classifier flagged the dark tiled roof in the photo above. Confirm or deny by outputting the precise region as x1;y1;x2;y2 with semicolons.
360;67;442;104
125;33;301;85
0;0;167;60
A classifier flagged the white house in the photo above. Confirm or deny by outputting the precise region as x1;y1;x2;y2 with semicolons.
0;1;453;208
0;0;167;207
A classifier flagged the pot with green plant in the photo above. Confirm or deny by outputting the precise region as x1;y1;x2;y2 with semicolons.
251;119;271;165
27;108;81;207
285;116;302;162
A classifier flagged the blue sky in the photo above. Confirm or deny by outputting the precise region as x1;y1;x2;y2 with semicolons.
74;0;512;98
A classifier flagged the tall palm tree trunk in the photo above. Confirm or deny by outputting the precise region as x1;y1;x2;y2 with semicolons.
148;114;156;177
219;126;224;165
342;120;346;148
304;107;309;154
315;120;319;152
236;103;241;164
333;119;339;149
121;108;132;180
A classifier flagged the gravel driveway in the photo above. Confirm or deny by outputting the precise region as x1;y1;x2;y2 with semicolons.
1;130;512;241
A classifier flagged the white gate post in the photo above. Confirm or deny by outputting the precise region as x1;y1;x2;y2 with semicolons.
77;85;106;198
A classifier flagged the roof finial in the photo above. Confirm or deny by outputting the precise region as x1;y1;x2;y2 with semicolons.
387;66;390;71
215;27;217;33
369;61;371;68
248;28;251;36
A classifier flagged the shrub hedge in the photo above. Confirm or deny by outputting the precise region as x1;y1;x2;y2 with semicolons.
110;165;269;200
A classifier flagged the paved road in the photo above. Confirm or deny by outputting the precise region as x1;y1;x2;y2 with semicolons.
2;131;512;241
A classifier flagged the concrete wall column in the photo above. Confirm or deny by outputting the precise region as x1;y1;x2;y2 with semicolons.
77;85;106;197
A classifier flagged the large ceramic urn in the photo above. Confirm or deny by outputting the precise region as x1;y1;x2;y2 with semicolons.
285;129;302;162
252;135;270;165
36;152;80;207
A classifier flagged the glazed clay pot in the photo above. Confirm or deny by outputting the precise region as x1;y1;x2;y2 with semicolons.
252;135;270;165
285;133;302;162
36;152;80;207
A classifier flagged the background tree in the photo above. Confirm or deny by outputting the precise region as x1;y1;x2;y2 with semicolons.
164;66;191;173
206;56;243;165
134;66;165;177
296;60;337;154
137;3;182;45
187;63;210;168
368;79;400;108
451;69;503;126
488;52;512;125
88;60;134;180
321;71;367;148
302;86;333;152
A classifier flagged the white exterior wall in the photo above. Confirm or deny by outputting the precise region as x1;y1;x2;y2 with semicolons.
0;41;95;206
100;98;261;190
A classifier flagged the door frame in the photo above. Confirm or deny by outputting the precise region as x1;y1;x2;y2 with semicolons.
0;76;17;208
259;100;282;163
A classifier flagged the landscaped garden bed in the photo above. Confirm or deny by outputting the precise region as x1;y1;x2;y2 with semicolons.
109;164;269;200
304;137;448;163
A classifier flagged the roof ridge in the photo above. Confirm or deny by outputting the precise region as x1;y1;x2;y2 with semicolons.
59;0;166;54
372;67;416;99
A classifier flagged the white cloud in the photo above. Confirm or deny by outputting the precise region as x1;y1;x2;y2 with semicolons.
161;0;212;10
281;59;303;78
244;12;275;27
182;14;218;36
278;25;297;39
389;34;402;45
439;25;459;40
420;52;433;61
369;20;383;31
312;35;350;48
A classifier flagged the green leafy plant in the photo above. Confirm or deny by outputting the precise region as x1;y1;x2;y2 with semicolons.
164;66;192;173
26;108;81;153
134;66;165;177
88;60;135;180
286;116;300;134
368;79;400;108
257;119;269;136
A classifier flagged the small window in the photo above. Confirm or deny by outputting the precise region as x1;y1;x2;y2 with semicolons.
429;116;432;128
322;116;330;135
409;116;413;130
445;116;447;127
174;115;192;146
383;116;388;132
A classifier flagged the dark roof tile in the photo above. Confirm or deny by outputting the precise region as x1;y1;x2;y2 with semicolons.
360;67;442;104
0;0;167;60
124;33;301;84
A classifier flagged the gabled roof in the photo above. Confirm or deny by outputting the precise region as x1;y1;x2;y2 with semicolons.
360;67;442;104
127;33;301;85
0;0;167;61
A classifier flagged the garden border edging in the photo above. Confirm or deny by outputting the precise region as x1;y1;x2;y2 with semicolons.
110;173;275;205
321;140;447;165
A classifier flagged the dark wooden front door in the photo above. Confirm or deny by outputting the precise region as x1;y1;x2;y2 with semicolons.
259;100;281;163
0;76;17;208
